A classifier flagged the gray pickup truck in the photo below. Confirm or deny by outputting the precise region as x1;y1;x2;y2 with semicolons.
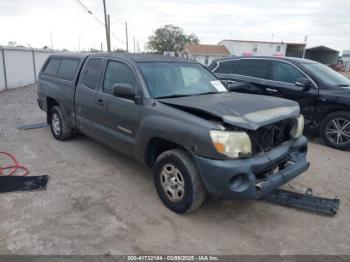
37;53;309;213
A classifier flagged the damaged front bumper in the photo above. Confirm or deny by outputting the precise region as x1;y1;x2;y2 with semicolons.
194;136;309;200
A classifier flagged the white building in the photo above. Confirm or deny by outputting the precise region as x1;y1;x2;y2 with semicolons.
181;44;230;65
342;50;350;71
218;39;306;58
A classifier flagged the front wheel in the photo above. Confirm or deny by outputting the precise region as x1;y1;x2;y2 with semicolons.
154;149;206;213
320;111;350;150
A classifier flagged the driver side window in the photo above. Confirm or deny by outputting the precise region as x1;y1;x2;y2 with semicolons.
271;61;305;84
103;61;137;94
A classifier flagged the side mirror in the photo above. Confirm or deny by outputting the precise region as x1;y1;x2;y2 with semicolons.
112;83;135;100
295;78;312;91
227;81;251;91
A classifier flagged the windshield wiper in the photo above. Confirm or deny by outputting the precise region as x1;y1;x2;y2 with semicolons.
194;91;221;96
336;84;350;87
155;94;191;99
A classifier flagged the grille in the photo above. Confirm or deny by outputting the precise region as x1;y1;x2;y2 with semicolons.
248;119;295;154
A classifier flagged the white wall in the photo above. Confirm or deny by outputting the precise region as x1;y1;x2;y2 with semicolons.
0;47;53;92
34;51;51;76
189;54;228;66
343;58;350;71
0;51;5;92
5;49;35;89
219;40;287;57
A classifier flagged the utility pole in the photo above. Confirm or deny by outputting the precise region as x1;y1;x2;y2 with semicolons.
27;44;37;83
103;0;111;51
125;22;129;52
50;30;53;50
107;14;111;51
133;37;136;53
303;35;308;58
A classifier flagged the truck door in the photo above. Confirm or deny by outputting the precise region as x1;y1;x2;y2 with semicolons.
75;57;103;138
94;59;142;157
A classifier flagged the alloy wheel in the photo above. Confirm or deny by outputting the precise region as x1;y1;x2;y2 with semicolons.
325;118;350;145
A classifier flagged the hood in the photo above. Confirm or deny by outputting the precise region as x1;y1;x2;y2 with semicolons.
337;86;350;93
158;92;300;130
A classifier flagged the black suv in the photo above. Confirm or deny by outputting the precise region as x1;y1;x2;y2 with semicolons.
210;57;350;150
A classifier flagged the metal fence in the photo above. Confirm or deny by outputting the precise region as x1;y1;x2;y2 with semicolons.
0;47;56;92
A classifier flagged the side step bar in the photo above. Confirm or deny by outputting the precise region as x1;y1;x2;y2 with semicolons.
263;188;340;215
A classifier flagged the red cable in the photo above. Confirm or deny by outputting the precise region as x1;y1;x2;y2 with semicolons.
0;151;30;176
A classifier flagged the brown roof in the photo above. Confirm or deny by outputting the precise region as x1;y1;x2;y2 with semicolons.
219;39;306;46
183;44;230;55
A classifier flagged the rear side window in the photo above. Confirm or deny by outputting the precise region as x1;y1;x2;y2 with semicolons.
235;59;269;79
103;61;137;94
82;58;103;89
270;61;305;84
44;58;61;75
56;59;80;80
43;58;80;81
215;60;240;74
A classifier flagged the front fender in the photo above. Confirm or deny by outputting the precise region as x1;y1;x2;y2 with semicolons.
134;115;197;163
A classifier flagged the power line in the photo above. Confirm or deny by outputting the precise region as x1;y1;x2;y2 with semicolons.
72;0;125;45
73;0;104;26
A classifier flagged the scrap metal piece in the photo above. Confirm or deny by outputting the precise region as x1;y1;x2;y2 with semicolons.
0;175;49;193
263;188;340;215
17;123;48;130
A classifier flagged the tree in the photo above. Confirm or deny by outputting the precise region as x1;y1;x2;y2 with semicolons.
147;24;199;54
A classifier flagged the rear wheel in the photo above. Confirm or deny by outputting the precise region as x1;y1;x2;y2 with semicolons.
320;111;350;150
154;149;206;213
49;106;72;141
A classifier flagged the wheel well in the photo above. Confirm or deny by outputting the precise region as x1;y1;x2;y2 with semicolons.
145;138;187;167
46;97;59;123
320;109;350;127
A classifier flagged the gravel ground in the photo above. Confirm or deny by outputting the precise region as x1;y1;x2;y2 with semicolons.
0;85;46;137
0;85;350;255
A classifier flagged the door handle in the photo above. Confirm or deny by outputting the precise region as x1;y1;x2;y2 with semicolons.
97;98;104;106
266;88;278;93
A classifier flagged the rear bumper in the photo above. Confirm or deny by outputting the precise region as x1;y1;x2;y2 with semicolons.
37;96;47;112
194;136;309;200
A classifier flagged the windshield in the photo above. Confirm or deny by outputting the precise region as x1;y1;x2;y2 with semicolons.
138;62;227;98
303;63;350;87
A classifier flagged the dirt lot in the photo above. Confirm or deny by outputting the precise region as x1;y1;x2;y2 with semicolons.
0;85;350;255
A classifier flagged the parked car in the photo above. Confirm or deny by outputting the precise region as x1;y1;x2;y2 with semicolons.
209;57;350;150
37;53;308;213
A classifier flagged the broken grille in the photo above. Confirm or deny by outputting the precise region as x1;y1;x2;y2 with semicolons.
248;119;295;154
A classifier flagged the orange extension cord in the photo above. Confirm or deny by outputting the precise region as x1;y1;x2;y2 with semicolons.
0;152;30;176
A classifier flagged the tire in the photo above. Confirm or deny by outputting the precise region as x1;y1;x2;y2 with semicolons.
154;149;206;213
49;106;72;141
320;111;350;150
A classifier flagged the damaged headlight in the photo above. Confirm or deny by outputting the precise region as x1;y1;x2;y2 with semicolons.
290;115;304;139
210;130;252;158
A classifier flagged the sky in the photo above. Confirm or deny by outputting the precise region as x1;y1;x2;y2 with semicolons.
0;0;349;53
